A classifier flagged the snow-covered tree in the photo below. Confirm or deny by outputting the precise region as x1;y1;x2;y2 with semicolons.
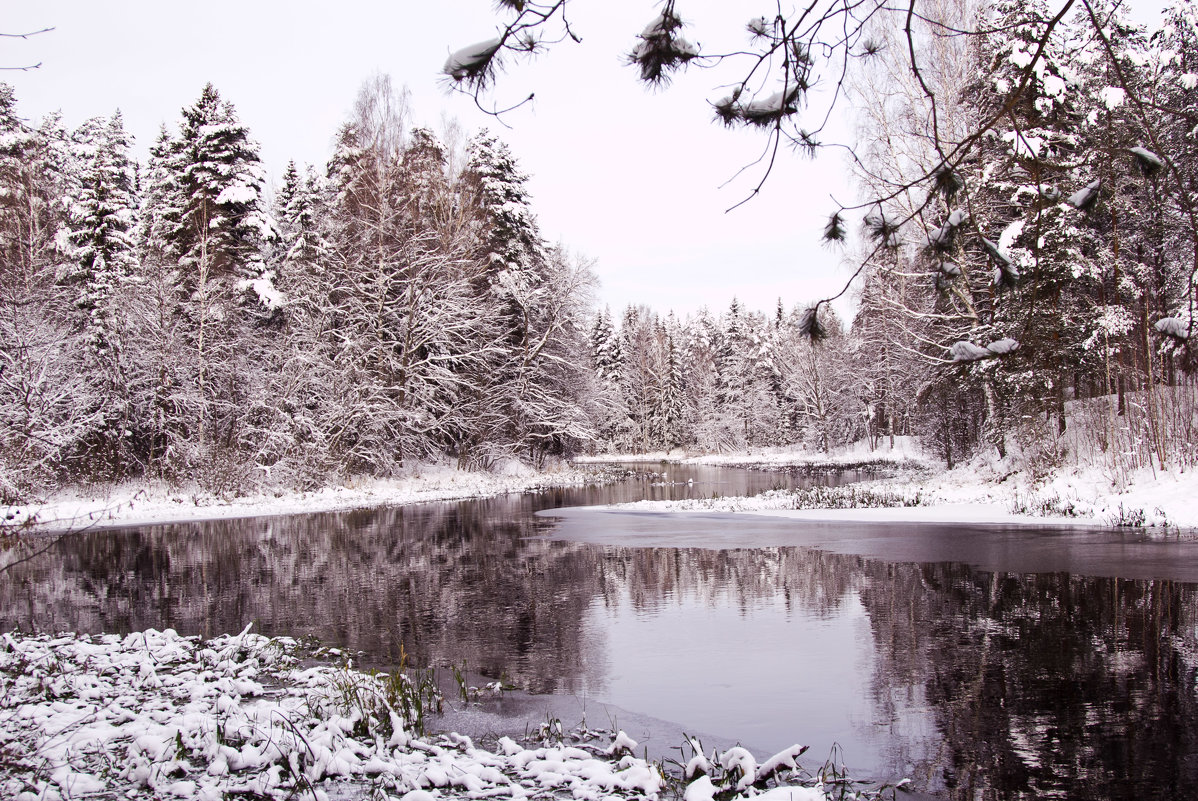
62;112;138;354
0;87;93;497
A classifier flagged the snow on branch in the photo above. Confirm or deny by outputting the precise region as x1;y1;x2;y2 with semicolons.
628;6;699;85
443;38;504;86
932;165;963;200
1129;146;1163;176
1067;178;1102;211
713;85;801;128
864;207;901;248
1155;317;1191;342
928;209;967;252
950;338;1019;362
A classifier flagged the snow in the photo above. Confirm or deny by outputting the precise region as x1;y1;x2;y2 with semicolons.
1067;178;1101;210
983;235;1013;267
3;460;604;533
237;271;285;310
1001;130;1044;159
741;87;800;121
1008;46;1034;69
929;209;966;247
574;438;925;469
1041;73;1067;98
215;183;259;206
591;439;1198;531
0;629;841;801
1154;316;1190;340
1099;86;1127;109
641;11;675;38
1130;146;1163;171
949;340;992;362
985;337;1018;356
442;38;502;80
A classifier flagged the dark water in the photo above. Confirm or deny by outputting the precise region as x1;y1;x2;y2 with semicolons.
2;462;1197;800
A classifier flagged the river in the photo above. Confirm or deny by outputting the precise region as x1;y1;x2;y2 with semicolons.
2;463;1196;800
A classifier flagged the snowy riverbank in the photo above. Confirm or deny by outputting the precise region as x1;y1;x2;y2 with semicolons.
573;439;928;471
0;627;887;801
2;460;607;533
6;438;1196;534
593;440;1198;531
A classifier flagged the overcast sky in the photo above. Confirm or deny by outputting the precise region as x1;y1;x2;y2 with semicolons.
2;1;1165;320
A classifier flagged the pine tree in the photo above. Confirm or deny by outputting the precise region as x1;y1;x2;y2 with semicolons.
458;130;594;462
0;83;41;286
130;85;276;472
63;112;139;355
170;83;274;287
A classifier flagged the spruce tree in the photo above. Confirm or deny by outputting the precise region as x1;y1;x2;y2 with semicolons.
170;83;273;287
63;112;139;355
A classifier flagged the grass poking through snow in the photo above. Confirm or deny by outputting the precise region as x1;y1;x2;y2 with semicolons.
0;627;903;801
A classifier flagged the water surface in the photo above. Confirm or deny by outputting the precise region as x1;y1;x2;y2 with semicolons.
2;463;1196;800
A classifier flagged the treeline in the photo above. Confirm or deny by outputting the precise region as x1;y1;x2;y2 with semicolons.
831;0;1198;475
587;301;864;454
585;0;1198;475
0;78;597;501
4;1;1198;503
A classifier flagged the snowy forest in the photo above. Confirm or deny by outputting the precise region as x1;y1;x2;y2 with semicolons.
3;0;1198;503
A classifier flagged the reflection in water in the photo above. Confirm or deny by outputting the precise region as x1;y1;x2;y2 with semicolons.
865;566;1198;800
2;466;1197;800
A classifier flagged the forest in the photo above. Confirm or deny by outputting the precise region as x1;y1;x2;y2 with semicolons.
2;0;1197;505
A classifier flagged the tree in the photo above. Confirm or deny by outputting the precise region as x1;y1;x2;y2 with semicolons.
56;112;141;477
458;129;595;463
0;86;92;498
127;84;276;478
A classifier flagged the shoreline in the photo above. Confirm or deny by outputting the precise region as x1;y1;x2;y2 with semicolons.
5;443;1198;534
1;461;610;534
580;443;1198;533
0;627;896;801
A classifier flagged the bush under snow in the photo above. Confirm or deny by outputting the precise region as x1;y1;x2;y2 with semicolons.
0;627;882;801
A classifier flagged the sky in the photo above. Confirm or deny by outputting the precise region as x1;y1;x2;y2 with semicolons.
1;0;1167;321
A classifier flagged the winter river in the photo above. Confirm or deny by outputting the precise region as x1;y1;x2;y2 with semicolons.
3;464;1197;800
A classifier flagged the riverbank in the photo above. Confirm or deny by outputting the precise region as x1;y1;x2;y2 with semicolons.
1;459;609;534
582;438;1198;531
7;438;1197;534
0;627;890;801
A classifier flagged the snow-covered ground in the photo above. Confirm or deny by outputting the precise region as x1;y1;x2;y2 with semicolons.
7;438;1195;534
574;439;926;469
2;459;607;533
0;627;878;801
583;438;1198;531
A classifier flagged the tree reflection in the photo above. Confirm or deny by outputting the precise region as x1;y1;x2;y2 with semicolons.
0;498;601;693
3;504;1197;800
861;564;1198;800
